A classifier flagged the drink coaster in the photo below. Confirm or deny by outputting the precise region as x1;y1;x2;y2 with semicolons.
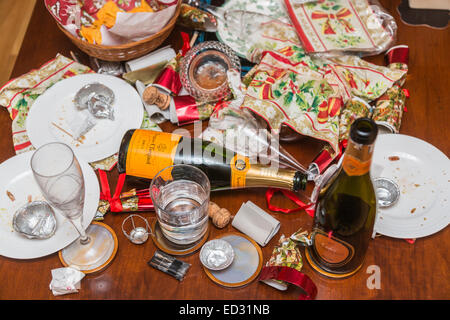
58;222;118;274
150;219;210;256
202;232;263;288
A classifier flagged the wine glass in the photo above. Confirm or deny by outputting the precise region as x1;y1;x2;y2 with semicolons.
31;142;115;272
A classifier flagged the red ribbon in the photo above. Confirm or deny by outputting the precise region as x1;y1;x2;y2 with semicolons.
180;31;191;56
98;169;127;212
311;8;354;34
265;188;315;217
259;266;317;300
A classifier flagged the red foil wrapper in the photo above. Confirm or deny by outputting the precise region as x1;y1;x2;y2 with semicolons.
385;45;409;66
259;266;317;300
154;66;183;96
172;95;200;125
171;95;219;126
310;139;347;175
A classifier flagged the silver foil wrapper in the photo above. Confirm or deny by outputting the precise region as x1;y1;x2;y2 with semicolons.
74;82;115;120
13;201;57;239
200;239;235;270
374;177;400;208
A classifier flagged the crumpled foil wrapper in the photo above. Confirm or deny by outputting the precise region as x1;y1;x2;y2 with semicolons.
49;267;85;296
12;201;57;239
74;82;115;120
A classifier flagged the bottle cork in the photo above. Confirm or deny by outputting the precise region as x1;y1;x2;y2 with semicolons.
143;86;171;110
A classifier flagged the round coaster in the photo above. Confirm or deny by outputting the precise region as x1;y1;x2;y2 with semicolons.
59;221;118;274
150;219;210;256
202;232;263;288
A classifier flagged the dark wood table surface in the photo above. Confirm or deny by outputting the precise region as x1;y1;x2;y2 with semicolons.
0;0;448;300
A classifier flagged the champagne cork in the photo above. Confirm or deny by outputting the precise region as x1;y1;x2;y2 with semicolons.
143;86;171;110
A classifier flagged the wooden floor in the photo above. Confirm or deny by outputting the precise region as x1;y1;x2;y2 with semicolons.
0;0;36;87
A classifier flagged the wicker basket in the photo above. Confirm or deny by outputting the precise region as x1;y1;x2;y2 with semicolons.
55;1;181;62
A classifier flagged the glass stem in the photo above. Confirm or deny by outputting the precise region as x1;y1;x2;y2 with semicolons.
70;216;91;245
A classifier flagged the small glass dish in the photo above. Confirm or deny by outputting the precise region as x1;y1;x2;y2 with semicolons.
200;239;235;271
180;41;241;103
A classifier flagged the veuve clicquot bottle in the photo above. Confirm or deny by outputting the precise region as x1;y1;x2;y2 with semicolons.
117;129;308;192
305;118;378;278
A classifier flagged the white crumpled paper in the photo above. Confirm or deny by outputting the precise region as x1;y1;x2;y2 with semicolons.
104;5;178;44
49;267;85;296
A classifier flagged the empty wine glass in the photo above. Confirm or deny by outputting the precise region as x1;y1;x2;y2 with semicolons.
31;142;115;272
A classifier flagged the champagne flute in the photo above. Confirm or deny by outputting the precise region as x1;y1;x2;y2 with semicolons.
31;142;115;272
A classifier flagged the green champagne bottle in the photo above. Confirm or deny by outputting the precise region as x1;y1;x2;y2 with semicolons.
305;118;378;278
117;129;308;192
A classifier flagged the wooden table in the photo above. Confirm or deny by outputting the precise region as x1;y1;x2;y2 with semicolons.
0;0;448;300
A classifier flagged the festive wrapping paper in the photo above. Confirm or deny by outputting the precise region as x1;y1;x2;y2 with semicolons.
0;54;160;171
0;54;92;153
326;55;407;103
338;97;371;141
371;84;406;133
371;45;409;133
260;234;303;290
245;18;303;64
176;3;217;32
242;45;343;154
284;0;396;56
259;231;317;299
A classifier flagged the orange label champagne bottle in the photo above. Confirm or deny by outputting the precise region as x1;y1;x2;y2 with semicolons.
117;129;308;192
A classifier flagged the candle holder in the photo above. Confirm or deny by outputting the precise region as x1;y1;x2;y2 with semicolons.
180;41;240;103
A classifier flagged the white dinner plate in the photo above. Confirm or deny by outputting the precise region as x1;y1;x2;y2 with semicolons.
372;134;450;239
26;74;144;163
0;151;100;259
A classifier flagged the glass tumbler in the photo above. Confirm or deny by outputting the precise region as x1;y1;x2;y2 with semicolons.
150;164;210;245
